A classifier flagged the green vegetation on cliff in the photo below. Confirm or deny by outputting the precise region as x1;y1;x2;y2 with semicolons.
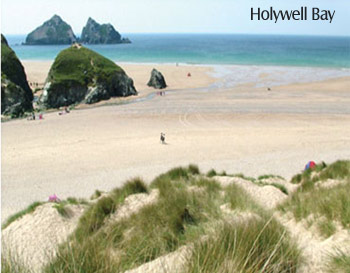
41;45;137;108
47;46;123;86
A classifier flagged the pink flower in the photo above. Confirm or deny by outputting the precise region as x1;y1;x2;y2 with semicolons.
48;194;61;203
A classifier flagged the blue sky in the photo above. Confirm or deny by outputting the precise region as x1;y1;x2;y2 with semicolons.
1;0;349;36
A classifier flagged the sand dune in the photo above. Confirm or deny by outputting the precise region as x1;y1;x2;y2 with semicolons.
3;171;349;273
2;203;85;272
215;176;288;209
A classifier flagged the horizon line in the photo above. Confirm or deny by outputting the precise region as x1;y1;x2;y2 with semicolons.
3;32;350;38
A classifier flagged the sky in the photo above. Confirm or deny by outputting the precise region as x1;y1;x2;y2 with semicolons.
1;0;349;36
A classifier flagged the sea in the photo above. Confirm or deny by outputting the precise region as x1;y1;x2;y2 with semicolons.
5;34;350;68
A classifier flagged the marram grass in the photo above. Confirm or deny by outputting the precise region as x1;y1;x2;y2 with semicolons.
43;164;300;273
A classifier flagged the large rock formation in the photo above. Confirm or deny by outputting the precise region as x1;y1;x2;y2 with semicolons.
80;17;131;44
147;69;167;89
25;15;76;45
1;34;33;117
40;44;137;108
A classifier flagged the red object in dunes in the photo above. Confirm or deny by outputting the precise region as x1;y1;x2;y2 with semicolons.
305;161;316;170
309;161;316;168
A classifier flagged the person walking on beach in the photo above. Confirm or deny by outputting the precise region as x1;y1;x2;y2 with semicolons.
160;133;165;144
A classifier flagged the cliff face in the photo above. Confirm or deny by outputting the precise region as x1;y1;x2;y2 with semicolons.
40;44;137;108
80;18;131;44
1;34;33;117
25;15;76;45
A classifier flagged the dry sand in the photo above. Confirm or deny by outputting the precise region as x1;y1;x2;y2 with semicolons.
2;62;350;223
1;203;85;272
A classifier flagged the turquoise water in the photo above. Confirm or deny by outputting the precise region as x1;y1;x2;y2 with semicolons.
5;34;350;68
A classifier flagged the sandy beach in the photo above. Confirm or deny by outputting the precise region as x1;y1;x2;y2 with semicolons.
2;62;350;221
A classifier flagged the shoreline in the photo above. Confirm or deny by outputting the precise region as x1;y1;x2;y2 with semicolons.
21;59;350;70
21;60;350;87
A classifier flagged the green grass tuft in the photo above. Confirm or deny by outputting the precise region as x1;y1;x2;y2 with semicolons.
151;167;190;187
220;170;227;176
1;252;33;273
258;174;284;180
188;164;200;175
75;177;148;240
270;183;288;195
206;169;217;177
318;160;350;181
52;197;88;218
66;197;88;205
186;217;301;273
232;173;256;183
328;250;350;273
90;189;102;200
53;203;71;217
224;183;261;212
191;177;222;196
2;202;43;229
166;166;190;180
317;219;337;238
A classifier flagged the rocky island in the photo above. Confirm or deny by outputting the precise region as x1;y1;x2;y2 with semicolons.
1;34;33;117
40;43;137;108
80;17;131;44
24;15;76;45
